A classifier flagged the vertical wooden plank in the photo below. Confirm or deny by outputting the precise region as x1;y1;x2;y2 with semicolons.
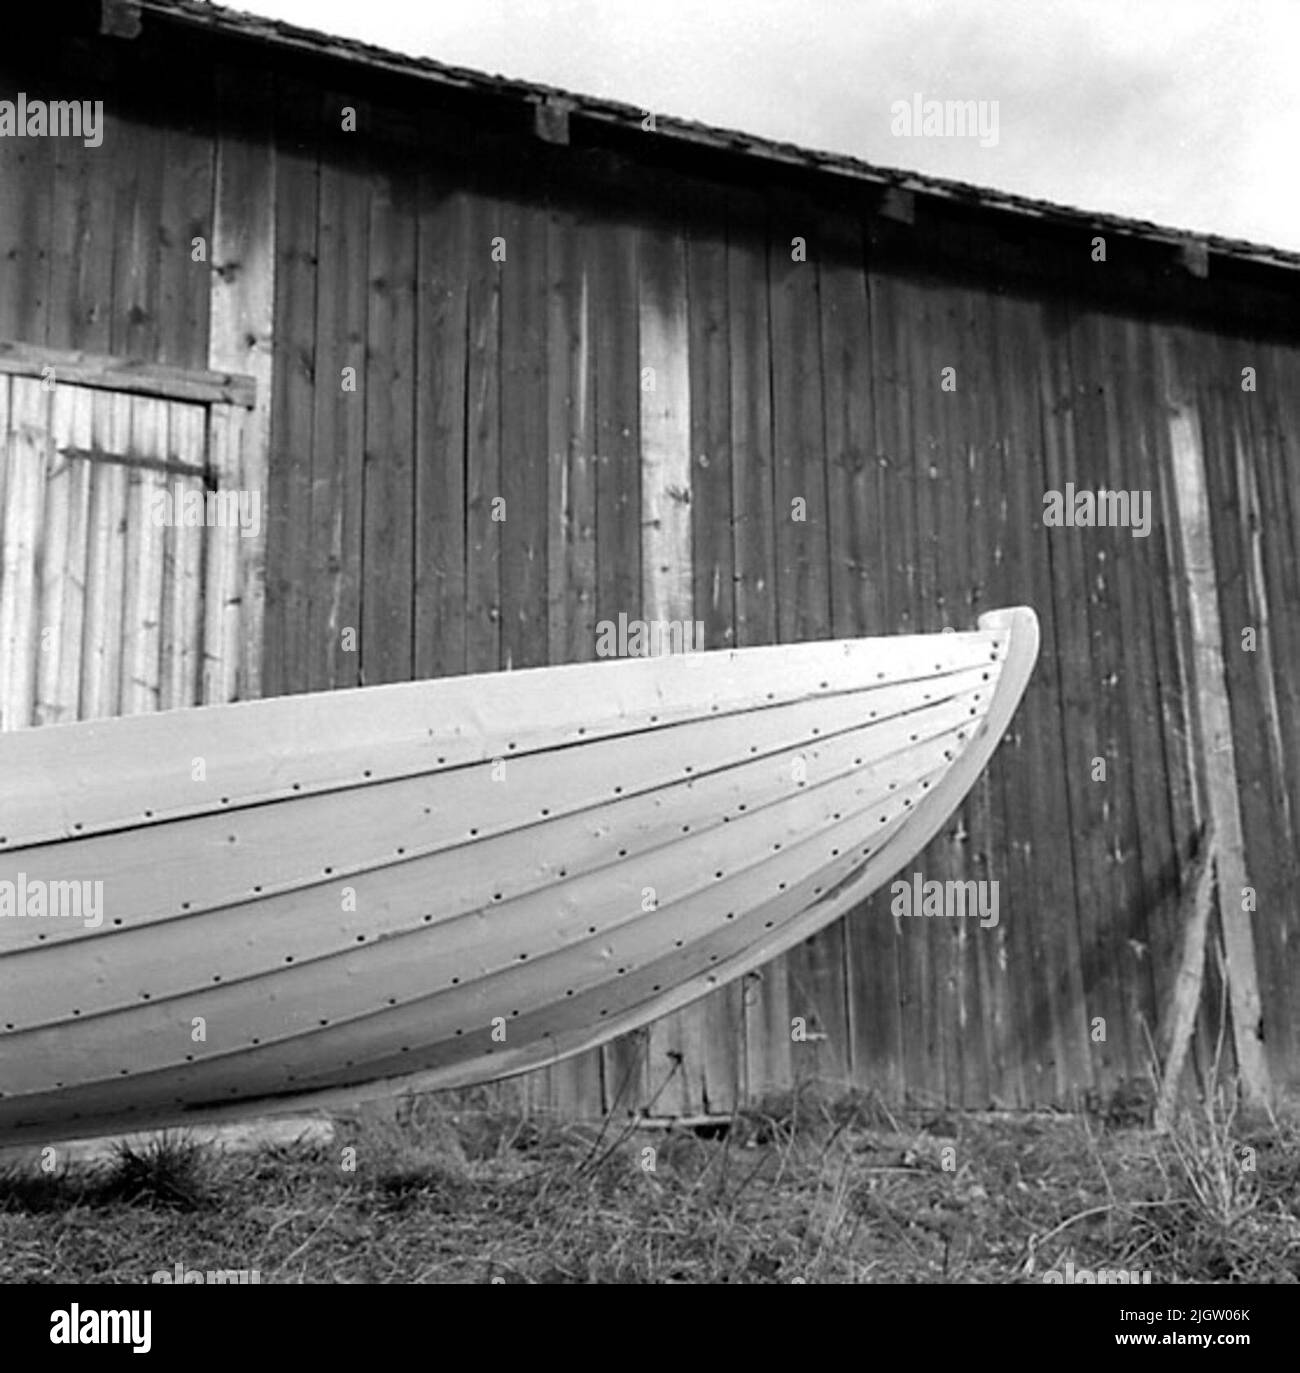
540;196;603;1117
981;287;1037;1105
0;120;54;344
906;272;969;1106
1248;344;1300;846
208;65;275;703
1038;303;1115;1102
686;186;744;1114
499;195;549;676
0;377;9;536
1268;341;1300;576
1098;312;1181;1074
1246;341;1300;1089
46;42;116;354
942;278;1000;1108
821;211;883;641
724;186;785;1103
1230;408;1294;1087
593;214;642;626
34;384;76;726
761;191;834;1100
1148;325;1223;1089
160;403;206;711
906;277;943;639
308;95;368;694
464;186;504;677
687;194;734;654
0;379;49;731
496;188;554;1117
118;398;167;716
877;270;920;640
727;188;776;650
592;207;646;1116
888;269;929;1106
51;390;93;725
846;265;907;1103
888;274;939;1103
80;393;131;722
639;221;693;635
45;134;88;348
1142;326;1201;864
264;80;320;699
203;405;246;705
768;195;831;645
973;279;1020;1107
156;68;217;369
917;276;953;1106
156;430;181;714
1070;311;1150;1084
0;376;7;716
0;375;8;687
109;113;166;362
639;204;701;1117
810;206;878;1095
361;137;417;686
414;169;469;684
546;204;597;667
1130;326;1200;1087
1209;329;1294;1094
767;191;832;1101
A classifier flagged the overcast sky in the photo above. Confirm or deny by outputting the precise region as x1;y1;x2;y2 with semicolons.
237;0;1300;252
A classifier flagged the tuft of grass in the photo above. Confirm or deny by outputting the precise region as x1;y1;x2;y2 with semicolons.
0;1160;95;1214
99;1134;216;1211
1131;1087;1297;1284
0;1132;216;1214
1163;1086;1258;1230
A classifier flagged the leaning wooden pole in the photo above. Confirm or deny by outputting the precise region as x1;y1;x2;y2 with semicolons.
1155;820;1216;1130
1161;343;1269;1109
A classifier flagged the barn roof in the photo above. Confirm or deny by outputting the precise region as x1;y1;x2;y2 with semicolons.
114;0;1300;278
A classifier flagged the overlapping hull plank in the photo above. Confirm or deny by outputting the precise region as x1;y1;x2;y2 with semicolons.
0;608;1037;1143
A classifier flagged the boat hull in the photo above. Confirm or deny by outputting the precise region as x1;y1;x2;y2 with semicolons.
0;607;1038;1143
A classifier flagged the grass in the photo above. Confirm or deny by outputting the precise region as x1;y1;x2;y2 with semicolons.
1;1082;1296;1283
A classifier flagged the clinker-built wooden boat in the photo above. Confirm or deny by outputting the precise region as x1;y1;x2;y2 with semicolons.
0;607;1038;1144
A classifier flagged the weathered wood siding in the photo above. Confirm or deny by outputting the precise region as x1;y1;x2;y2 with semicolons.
1;22;1297;1111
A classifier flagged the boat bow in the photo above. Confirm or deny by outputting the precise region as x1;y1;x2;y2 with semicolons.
0;607;1038;1143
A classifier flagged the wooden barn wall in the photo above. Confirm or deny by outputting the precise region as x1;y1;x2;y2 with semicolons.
1;34;1296;1111
248;102;1300;1112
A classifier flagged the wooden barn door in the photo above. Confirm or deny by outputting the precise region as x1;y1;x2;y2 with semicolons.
0;375;244;732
